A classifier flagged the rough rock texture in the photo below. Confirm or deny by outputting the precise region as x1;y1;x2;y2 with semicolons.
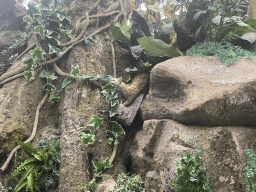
141;56;256;126
130;119;256;192
94;174;116;192
0;0;27;50
113;93;144;127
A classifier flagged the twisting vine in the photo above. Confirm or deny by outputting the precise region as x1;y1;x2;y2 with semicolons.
0;0;129;173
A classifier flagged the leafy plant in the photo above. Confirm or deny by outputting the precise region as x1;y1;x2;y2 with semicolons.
244;148;256;192
110;10;181;72
8;136;61;192
0;182;7;192
79;115;124;191
186;41;256;65
110;173;145;192
22;0;72;84
171;149;212;192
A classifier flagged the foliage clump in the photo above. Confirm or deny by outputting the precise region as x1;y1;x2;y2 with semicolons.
110;173;145;192
8;136;61;192
0;182;7;192
244;148;256;192
186;42;256;65
171;149;212;192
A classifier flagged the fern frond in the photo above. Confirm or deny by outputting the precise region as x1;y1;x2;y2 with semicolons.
26;173;34;192
9;157;37;183
14;165;34;192
17;140;38;156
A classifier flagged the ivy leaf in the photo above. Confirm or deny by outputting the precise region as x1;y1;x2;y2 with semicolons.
22;58;36;69
81;75;96;81
48;92;60;103
93;158;113;175
48;44;62;57
30;47;44;61
61;77;72;89
111;121;124;136
78;129;95;145
43;83;56;91
39;69;58;80
137;36;181;58
23;15;34;25
24;70;35;81
89;175;102;191
107;137;114;145
70;65;80;80
59;29;73;38
95;75;113;86
87;115;104;130
85;37;94;44
34;25;45;39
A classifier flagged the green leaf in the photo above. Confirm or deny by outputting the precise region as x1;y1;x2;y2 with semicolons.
107;137;114;145
30;46;44;60
89;175;102;191
39;69;58;80
81;75;96;81
110;22;132;46
43;83;56;91
23;15;34;25
59;29;73;38
24;70;35;81
93;158;113;175
48;92;60;103
85;37;94;44
22;58;36;69
61;77;72;89
95;75;113;86
34;25;45;39
48;44;62;57
137;36;181;57
70;65;80;80
111;121;124;136
87;115;104;130
78;130;95;145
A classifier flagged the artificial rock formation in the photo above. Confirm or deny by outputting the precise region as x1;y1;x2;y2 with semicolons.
141;56;256;126
131;119;256;192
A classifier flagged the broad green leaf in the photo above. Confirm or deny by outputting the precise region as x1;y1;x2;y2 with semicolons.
70;65;80;80
93;158;113;175
110;22;132;46
23;15;34;25
87;115;104;130
48;44;62;57
114;139;119;145
22;58;35;69
107;137;114;145
137;36;181;58
78;131;95;145
34;25;45;39
48;92;60;103
59;29;73;38
96;75;113;86
24;70;35;81
61;77;72;89
81;75;96;81
43;83;56;91
40;69;57;80
30;46;44;60
111;121;124;136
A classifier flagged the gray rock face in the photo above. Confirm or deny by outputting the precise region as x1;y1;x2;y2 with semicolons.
0;0;27;50
140;56;256;126
131;119;256;192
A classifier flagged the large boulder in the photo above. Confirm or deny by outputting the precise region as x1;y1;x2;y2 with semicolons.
141;56;256;126
130;119;256;192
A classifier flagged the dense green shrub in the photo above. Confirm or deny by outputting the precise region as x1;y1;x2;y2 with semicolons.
244;148;256;192
186;42;256;65
171;149;212;192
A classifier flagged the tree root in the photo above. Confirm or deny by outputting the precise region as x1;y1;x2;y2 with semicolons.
110;72;150;106
0;92;49;172
0;0;126;86
111;43;116;78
